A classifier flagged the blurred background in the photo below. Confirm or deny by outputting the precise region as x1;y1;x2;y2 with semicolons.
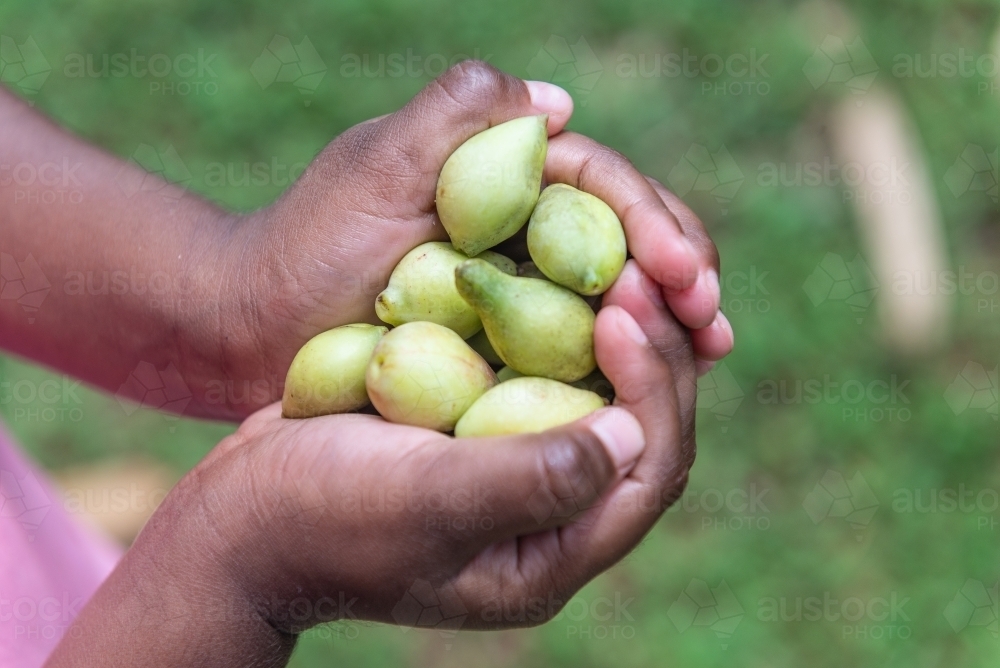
1;0;997;665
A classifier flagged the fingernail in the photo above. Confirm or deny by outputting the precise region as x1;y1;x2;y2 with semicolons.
696;359;716;377
704;268;721;312
617;308;649;346
525;81;573;115
589;407;646;471
680;236;700;270
715;311;735;348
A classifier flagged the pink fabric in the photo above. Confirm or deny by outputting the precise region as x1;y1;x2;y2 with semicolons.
0;425;122;668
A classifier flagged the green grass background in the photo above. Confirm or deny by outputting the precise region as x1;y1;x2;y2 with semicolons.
1;0;998;665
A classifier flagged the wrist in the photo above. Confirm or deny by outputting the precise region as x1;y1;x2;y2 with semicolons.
173;209;286;420
161;434;347;632
47;441;299;667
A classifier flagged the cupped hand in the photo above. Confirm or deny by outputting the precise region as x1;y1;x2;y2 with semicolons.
222;61;729;417
102;259;696;640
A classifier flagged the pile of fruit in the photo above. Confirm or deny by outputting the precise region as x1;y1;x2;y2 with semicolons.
282;115;628;436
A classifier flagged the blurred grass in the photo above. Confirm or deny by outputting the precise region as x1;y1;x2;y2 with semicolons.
1;0;998;666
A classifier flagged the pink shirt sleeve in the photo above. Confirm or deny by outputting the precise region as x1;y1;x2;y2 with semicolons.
0;423;123;668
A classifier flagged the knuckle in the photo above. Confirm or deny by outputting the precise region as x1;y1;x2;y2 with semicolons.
435;59;508;105
573;138;637;193
535;431;612;502
583;139;635;173
600;145;633;169
613;369;670;407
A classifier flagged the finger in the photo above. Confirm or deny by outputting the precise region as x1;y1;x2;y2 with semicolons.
644;176;722;329
544;132;701;296
419;406;644;547
601;260;697;417
453;306;686;619
692;311;735;361
559;306;687;568
645;176;734;358
524;81;573;132
383;61;571;182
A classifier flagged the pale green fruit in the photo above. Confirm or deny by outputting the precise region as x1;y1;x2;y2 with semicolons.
282;324;387;419
455;377;606;437
375;242;514;339
436;115;548;256
527;184;627;295
455;259;596;383
467;328;503;366
495;366;524;382
365;321;497;431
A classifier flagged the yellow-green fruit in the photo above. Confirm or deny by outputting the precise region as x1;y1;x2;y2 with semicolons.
455;259;596;383
365;321;497;431
455;377;606;437
467;328;503;366
495;366;524;382
375;242;515;338
282;324;387;419
436;115;548;257
527;184;627;295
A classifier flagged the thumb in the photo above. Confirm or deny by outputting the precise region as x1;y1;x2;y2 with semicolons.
386;61;572;173
415;406;645;547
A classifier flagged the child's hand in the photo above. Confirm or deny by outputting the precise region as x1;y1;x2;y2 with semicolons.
46;265;696;666
0;63;726;422
226;61;729;415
